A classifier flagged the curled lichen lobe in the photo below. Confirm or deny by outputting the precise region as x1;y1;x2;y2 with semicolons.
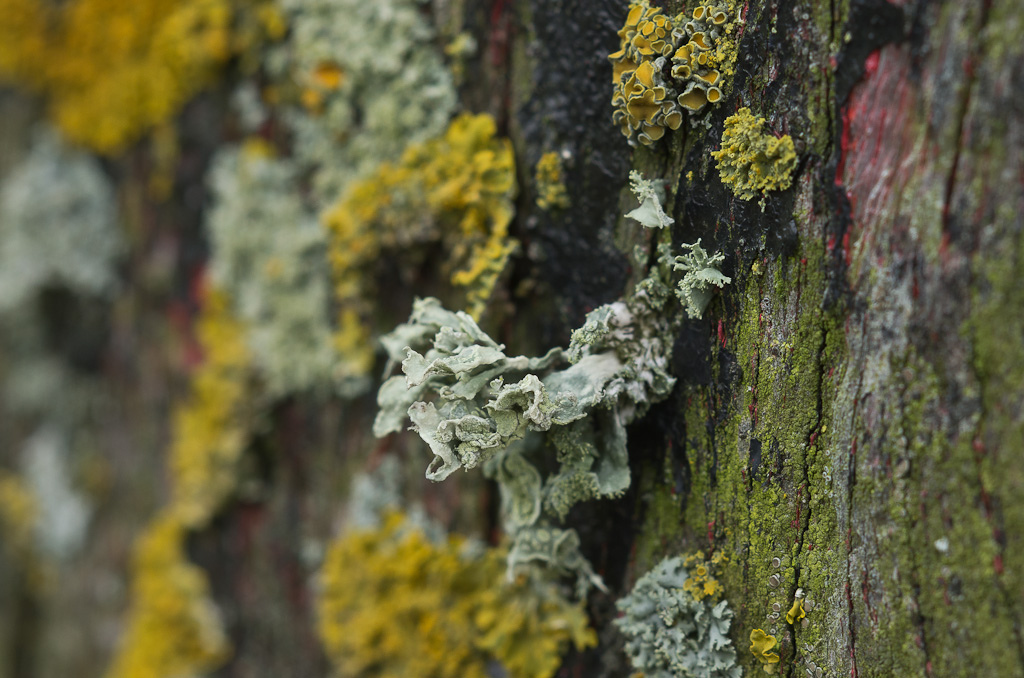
712;107;797;203
609;2;735;145
749;628;781;673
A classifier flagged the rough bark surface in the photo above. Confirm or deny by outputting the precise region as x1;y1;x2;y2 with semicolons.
1;1;1022;677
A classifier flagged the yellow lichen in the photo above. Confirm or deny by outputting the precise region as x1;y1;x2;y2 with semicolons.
749;628;781;674
786;597;805;624
609;2;736;145
681;550;725;602
318;512;595;678
105;512;230;678
534;152;570;211
106;286;255;677
168;287;253;528
0;0;284;153
324;113;518;378
711;107;797;204
0;471;38;560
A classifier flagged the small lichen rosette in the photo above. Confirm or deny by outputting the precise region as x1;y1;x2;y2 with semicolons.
615;554;741;678
712;107;797;203
610;2;735;145
317;512;595;678
672;239;732;319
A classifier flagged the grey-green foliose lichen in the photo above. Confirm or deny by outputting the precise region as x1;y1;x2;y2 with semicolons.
373;286;676;593
672;239;731;319
616;555;742;678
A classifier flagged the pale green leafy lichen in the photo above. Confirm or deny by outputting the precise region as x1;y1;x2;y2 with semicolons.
616;555;741;678
672;239;732;319
626;170;674;230
374;289;676;593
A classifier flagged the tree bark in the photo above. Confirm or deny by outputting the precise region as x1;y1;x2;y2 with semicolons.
1;0;1023;677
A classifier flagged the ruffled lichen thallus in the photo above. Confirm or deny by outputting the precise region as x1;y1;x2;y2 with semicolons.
610;2;735;145
749;628;781;674
373;291;675;595
615;552;741;678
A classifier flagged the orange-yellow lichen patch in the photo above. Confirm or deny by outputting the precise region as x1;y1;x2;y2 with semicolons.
0;471;38;561
323;113;517;379
786;597;806;624
609;2;735;144
0;0;284;153
105;513;230;678
318;512;594;678
534;151;570;211
681;550;725;601
749;628;781;674
711;107;797;204
168;288;254;528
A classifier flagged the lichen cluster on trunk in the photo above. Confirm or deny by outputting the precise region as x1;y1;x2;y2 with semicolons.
1;0;1022;677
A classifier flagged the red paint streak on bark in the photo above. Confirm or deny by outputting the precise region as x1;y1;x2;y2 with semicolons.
707;520;716;544
840;46;920;281
864;51;880;77
738;1;750;35
489;0;509;67
717;319;726;347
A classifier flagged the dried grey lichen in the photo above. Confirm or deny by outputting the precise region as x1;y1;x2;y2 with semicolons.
672;239;732;320
616;556;741;678
0;129;121;310
205;146;344;396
